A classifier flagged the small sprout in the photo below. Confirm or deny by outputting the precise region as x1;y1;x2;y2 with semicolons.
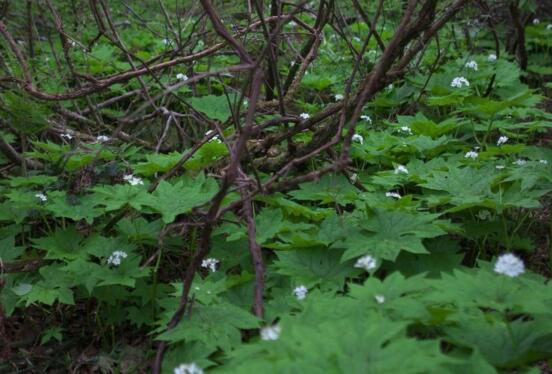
497;136;508;146
465;151;478;159
451;77;470;88
123;174;144;186
352;134;364;144
354;254;377;272
260;325;281;341
107;250;128;267
394;165;409;175
292;285;308;300
385;192;401;199
173;362;204;374
494;253;525;278
35;193;48;202
299;113;310;120
201;258;219;272
465;60;478;71
374;294;385;304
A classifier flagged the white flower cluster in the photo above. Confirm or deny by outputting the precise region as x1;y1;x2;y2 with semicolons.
107;250;128;266
539;159;548;165
292;285;308;300
513;159;527;166
397;126;412;135
533;18;540;25
260;325;281;341
465;151;478;159
123;174;144;186
173;362;204;374
334;94;344;101
488;53;497;62
352;134;364;144
201;258;219;272
35;193;48;202
96;135;110;143
465;60;478;71
354;254;377;272
497;136;508;146
374;294;385;304
360;115;372;123
299;113;310;120
451;77;470;88
547;24;552;30
176;73;188;81
494;253;525;277
385;191;401;199
394;165;408;175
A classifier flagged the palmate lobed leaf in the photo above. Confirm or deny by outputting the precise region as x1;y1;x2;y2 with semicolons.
139;174;218;223
335;208;447;261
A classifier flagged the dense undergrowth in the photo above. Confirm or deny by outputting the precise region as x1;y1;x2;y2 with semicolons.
1;1;552;373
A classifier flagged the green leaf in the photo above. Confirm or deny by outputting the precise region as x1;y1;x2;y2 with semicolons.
141;175;218;223
190;95;233;122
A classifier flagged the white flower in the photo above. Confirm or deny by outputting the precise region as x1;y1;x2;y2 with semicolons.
61;133;73;140
173;362;204;374
497;136;508;146
385;192;401;199
334;94;344;101
394;165;408;174
513;159;527;166
352;134;364;144
260;325;281;341
465;60;478;71
350;173;358;183
496;165;506;170
533;18;540;25
465;151;478;159
123;174;144;186
201;258;219;272
539;159;548;165
292;285;308;300
374;294;385;304
107;250;128;266
488;53;497;62
162;38;171;45
176;73;188;81
386;84;394;91
451;76;470;88
289;21;297;28
354;254;377;272
96;135;110;142
547;24;552;30
70;40;77;48
360;115;372;123
299;113;310;120
494;253;525;277
35;193;47;202
353;36;361;42
397;126;412;135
